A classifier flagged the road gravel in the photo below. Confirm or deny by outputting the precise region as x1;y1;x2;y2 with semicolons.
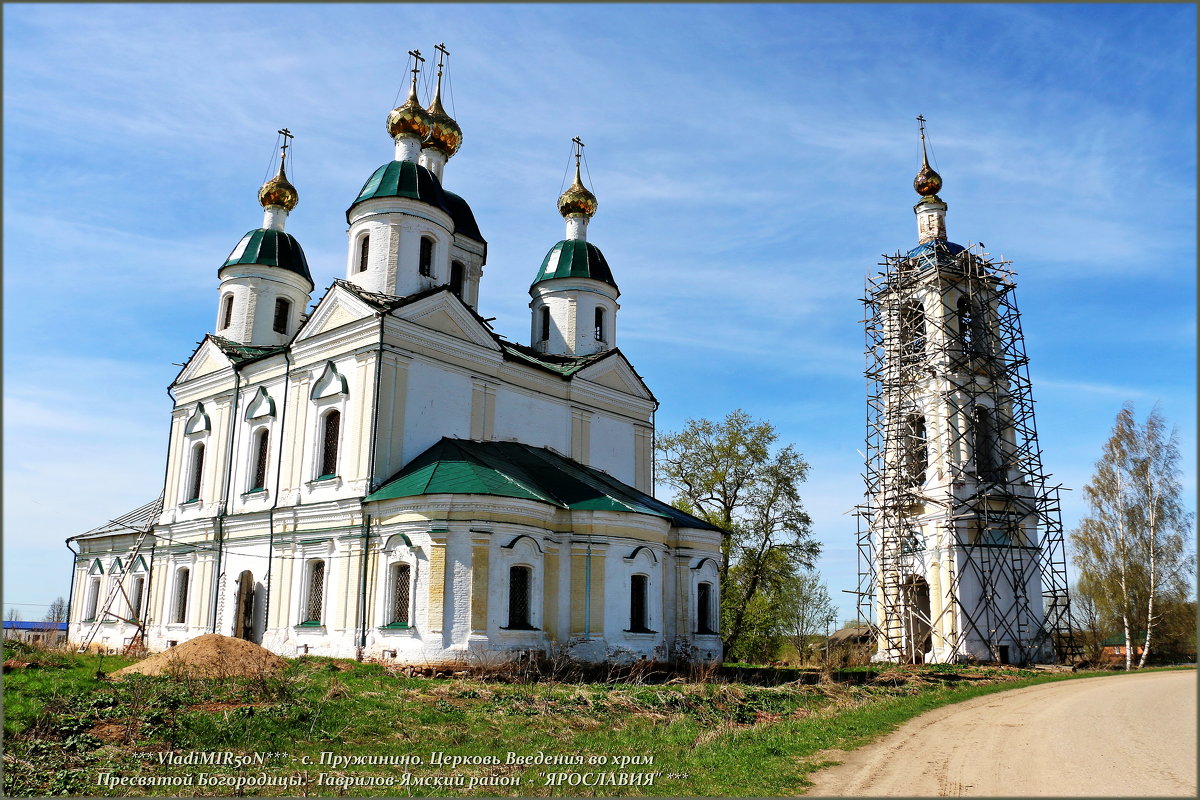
803;669;1196;797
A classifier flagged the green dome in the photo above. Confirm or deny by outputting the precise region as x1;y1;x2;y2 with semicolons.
221;229;312;286
532;240;617;289
347;161;485;246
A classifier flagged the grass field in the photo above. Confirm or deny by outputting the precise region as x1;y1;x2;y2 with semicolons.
3;640;1185;797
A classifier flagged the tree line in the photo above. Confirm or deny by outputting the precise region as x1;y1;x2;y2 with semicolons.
654;405;1195;668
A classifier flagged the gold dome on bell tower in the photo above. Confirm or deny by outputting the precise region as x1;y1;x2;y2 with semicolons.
258;129;298;211
387;50;434;143
913;114;943;197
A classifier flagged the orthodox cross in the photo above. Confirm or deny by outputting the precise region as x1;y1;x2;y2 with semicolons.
571;136;585;168
277;127;293;168
434;42;449;75
916;114;930;161
408;48;424;82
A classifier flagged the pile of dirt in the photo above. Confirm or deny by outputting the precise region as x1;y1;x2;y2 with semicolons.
111;634;287;679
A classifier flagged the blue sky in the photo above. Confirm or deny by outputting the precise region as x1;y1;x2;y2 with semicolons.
4;3;1195;625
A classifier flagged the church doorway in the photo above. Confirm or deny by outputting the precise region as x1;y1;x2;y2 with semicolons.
233;571;256;642
901;575;932;664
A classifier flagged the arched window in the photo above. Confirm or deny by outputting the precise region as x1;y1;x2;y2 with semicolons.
900;300;926;359
594;307;606;342
904;414;927;487
220;294;234;330
273;297;291;334
697;582;715;634
449;261;465;298
303;560;325;624
173;568;190;624
319;410;340;478
629;574;651;633
957;295;989;357
250;428;270;491
130;575;146;621
84;577;101;622
540;307;551;343
187;443;205;502
358;234;370;272
390;563;412;626
973;406;999;481
506;565;533;629
419;236;434;277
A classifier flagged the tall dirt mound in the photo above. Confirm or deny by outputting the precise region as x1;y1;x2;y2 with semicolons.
111;634;287;679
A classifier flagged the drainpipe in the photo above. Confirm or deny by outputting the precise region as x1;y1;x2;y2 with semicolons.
358;313;386;653
65;538;79;639
264;347;294;636
210;369;244;632
584;537;592;640
359;514;372;652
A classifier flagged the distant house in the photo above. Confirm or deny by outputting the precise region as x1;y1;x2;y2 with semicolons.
3;620;68;648
825;625;874;664
1101;633;1146;664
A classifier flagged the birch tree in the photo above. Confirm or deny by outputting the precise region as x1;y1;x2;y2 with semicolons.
1069;405;1194;670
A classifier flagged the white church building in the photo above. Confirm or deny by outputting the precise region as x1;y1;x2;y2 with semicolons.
66;53;725;664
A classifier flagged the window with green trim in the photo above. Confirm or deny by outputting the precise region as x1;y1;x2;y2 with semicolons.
389;563;412;626
173;568;190;624
303;560;325;624
250;428;270;491
83;577;101;622
319;410;340;478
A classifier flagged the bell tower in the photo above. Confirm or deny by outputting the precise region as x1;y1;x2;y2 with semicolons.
856;118;1076;665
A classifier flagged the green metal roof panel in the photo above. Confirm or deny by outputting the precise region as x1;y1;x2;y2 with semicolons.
349;160;449;216
221;228;313;285
532;240;617;289
210;335;286;365
366;438;722;532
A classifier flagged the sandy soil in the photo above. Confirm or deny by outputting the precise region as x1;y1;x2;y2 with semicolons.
110;633;287;679
804;670;1196;797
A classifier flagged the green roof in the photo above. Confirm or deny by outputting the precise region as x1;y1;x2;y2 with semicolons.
221;229;313;285
210;335;286;365
366;438;721;532
532;240;617;289
348;161;486;247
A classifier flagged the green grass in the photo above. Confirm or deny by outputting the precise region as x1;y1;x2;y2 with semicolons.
3;640;1191;797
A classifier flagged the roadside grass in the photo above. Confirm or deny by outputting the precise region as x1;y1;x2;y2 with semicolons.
3;640;1192;797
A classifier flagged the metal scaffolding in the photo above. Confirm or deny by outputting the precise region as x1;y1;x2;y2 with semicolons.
856;241;1078;665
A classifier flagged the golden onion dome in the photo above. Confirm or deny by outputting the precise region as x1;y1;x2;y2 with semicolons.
558;163;598;218
387;79;434;142
424;84;462;158
258;160;298;211
914;158;942;197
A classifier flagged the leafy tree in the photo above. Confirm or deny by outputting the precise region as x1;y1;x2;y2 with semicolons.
657;409;820;659
1069;405;1194;670
44;597;68;624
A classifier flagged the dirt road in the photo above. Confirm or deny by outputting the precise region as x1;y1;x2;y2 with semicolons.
804;670;1196;797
